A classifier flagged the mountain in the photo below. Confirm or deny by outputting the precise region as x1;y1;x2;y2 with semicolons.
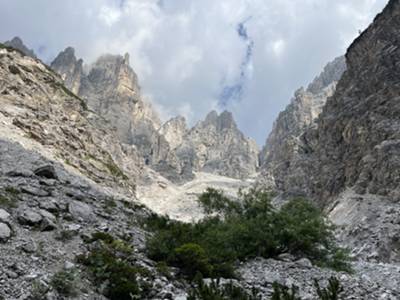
51;49;258;182
259;56;346;193
259;0;400;263
177;110;259;179
1;0;400;298
51;48;189;181
4;36;37;58
0;43;142;196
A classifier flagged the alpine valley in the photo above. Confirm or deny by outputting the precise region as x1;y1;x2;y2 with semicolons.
0;1;399;299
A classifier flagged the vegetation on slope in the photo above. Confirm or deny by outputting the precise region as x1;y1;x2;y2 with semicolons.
145;188;351;280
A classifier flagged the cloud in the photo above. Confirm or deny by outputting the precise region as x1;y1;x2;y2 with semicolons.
0;0;389;144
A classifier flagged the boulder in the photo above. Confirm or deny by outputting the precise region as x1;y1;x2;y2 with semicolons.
68;200;94;222
0;223;11;242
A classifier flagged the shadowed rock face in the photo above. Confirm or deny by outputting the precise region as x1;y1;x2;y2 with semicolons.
4;36;37;59
259;56;346;193
261;1;400;204
50;47;83;94
308;0;400;203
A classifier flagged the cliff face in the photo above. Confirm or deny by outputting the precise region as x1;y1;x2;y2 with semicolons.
0;44;141;196
259;0;400;263
51;49;184;181
259;56;346;193
178;111;259;179
51;49;259;182
262;1;400;202
310;0;400;202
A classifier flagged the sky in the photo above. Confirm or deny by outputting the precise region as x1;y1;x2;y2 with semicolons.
0;0;389;144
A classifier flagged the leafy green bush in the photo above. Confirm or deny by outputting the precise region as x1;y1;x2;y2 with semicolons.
50;270;78;297
198;188;241;214
174;243;212;279
77;232;149;300
30;280;49;300
146;188;351;280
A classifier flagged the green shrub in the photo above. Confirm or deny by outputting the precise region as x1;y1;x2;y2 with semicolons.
77;232;147;300
146;189;351;280
30;280;49;300
88;231;115;244
198;188;241;214
271;283;301;300
188;277;260;300
50;269;78;297
156;261;172;279
174;243;212;279
314;277;343;300
0;187;20;208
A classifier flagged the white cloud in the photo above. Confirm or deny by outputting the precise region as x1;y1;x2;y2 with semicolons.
0;0;390;143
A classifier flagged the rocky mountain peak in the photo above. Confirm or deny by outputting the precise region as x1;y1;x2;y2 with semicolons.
306;55;346;94
202;110;237;131
51;47;83;94
88;54;139;94
4;36;36;58
175;110;258;179
259;56;346;168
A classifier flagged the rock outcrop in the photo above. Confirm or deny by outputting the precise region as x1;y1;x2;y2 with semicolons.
259;0;400;264
50;47;83;94
259;56;346;192
4;36;37;59
0;44;141;196
51;49;259;182
177;111;259;179
0;43;190;300
309;1;400;202
51;49;187;181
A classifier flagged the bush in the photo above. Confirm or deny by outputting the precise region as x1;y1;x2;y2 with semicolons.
77;232;147;300
188;277;261;300
314;277;343;300
198;188;240;214
50;270;78;297
174;243;212;279
146;188;351;280
30;280;49;300
271;283;301;300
